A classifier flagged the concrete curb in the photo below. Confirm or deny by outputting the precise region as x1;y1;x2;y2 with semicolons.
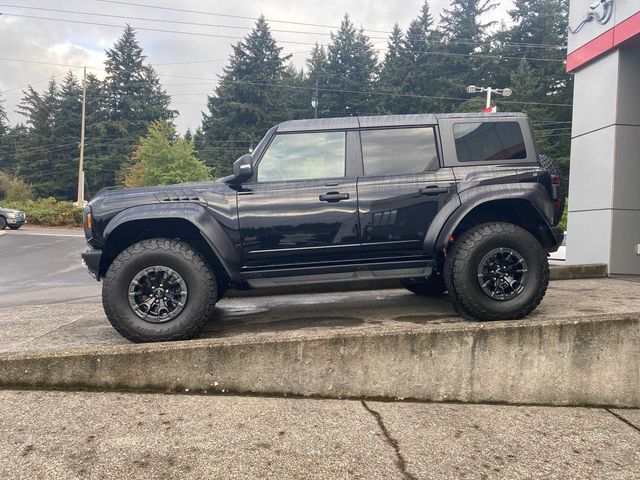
228;264;609;297
0;311;637;407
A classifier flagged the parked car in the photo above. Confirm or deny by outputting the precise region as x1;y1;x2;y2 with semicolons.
0;207;26;230
81;112;564;342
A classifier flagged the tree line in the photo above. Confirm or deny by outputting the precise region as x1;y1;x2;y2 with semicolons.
0;0;571;199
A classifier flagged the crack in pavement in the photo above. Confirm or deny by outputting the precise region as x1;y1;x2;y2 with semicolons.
361;400;417;480
605;408;640;434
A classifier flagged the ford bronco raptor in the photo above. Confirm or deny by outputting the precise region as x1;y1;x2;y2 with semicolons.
81;113;564;342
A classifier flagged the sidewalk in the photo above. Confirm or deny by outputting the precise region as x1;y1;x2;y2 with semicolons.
0;390;638;479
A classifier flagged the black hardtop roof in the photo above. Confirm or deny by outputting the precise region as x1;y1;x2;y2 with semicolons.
276;112;528;133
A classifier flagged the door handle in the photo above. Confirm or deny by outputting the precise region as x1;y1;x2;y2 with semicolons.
419;186;449;196
319;192;350;203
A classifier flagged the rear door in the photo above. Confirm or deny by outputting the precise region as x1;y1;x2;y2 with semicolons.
356;126;458;258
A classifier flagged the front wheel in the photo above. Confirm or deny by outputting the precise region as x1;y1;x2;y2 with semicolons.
8;224;21;230
444;223;549;321
0;217;6;230
102;238;218;342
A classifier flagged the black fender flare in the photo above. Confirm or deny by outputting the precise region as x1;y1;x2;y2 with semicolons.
103;203;241;279
423;183;556;254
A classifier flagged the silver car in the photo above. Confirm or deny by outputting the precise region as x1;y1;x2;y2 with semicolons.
0;207;26;230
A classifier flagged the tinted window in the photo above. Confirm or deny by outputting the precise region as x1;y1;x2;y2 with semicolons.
361;127;439;176
454;122;527;162
257;131;345;182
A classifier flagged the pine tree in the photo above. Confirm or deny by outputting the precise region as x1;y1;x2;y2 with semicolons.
123;121;211;187
103;25;175;185
324;14;378;117
438;0;498;110
305;43;329;117
200;16;291;177
83;73;111;197
15;79;59;196
0;92;9;172
0;92;8;138
377;24;405;113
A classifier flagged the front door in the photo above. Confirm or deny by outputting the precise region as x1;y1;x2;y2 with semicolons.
237;130;360;269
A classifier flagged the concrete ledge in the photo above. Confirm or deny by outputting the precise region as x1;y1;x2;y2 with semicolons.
0;312;637;407
229;263;609;297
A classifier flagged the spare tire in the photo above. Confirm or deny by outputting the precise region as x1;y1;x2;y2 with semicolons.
538;154;565;226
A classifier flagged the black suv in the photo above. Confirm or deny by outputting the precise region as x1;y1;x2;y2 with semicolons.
82;113;564;342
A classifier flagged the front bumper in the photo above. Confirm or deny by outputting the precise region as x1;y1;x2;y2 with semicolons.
6;218;26;226
81;249;102;280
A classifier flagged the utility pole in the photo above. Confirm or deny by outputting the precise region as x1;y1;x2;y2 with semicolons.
466;85;512;112
77;67;87;206
311;77;319;118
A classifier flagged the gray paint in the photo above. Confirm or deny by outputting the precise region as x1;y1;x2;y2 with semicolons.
567;42;640;274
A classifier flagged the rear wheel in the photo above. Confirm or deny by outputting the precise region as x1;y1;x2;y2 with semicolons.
444;223;549;321
102;238;218;342
401;274;446;296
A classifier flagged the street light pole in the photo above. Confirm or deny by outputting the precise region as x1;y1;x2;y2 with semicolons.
77;67;87;206
466;85;512;112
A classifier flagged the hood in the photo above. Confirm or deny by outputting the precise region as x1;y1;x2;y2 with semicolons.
87;180;231;218
0;207;23;214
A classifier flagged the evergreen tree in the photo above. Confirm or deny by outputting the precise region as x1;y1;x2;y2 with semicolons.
438;0;498;109
305;43;330;117
200;16;291;177
14;79;59;196
0;92;8;138
0;92;9;172
103;24;175;185
324;15;378;117
492;0;571;165
377;24;405;113
123;121;211;187
83;73;111;197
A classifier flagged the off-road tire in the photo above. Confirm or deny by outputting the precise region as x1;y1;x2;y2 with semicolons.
538;154;565;226
102;238;218;342
401;274;446;296
444;223;549;321
0;217;6;230
8;224;21;230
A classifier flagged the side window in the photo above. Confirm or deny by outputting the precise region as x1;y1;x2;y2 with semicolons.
257;131;346;182
454;122;527;162
361;127;439;176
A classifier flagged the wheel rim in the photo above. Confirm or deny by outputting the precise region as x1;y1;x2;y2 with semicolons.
127;266;188;323
476;248;528;301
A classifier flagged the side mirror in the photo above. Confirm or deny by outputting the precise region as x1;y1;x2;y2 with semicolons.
232;154;254;182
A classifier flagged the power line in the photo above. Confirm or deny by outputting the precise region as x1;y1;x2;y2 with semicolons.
0;13;566;64
0;4;564;51
91;0;564;49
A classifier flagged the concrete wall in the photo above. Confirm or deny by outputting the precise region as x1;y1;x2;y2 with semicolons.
0;313;638;407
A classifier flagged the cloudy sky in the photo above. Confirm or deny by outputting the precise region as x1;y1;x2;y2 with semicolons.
0;0;514;133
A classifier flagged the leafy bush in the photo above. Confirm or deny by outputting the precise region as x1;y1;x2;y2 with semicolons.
0;170;35;202
2;197;83;226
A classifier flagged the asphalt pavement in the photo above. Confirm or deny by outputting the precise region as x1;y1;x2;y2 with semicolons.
0;226;100;308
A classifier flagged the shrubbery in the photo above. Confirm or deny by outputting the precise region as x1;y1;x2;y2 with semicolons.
3;197;83;227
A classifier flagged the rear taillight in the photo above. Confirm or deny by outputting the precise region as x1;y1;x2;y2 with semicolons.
552;175;561;186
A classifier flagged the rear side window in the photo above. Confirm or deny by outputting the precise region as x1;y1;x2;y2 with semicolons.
257;131;345;182
361;127;439;176
453;122;527;162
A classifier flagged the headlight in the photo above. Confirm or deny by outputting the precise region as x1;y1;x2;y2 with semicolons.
6;212;16;219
